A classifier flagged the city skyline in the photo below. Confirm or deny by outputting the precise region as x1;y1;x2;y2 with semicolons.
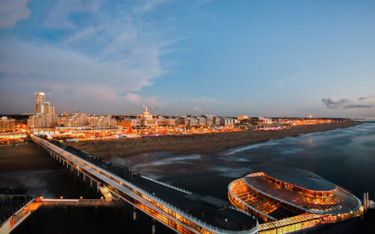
1;1;375;117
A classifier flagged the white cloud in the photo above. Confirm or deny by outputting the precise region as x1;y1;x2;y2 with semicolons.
193;106;203;112
44;0;99;29
0;0;30;28
0;1;172;114
0;39;163;107
124;93;165;108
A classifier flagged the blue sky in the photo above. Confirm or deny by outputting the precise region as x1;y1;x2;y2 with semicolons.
0;0;374;117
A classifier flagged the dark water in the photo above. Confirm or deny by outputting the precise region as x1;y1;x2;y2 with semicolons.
2;123;375;233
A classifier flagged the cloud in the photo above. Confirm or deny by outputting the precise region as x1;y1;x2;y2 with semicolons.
0;0;30;28
358;95;375;101
322;96;375;109
0;37;164;113
0;39;160;91
193;107;203;112
343;104;374;109
322;98;351;109
44;0;99;29
123;93;165;108
0;1;171;113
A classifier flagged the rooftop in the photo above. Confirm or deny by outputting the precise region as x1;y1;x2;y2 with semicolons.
263;168;337;192
244;172;361;215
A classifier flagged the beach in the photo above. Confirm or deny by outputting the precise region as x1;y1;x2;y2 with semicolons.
66;121;361;159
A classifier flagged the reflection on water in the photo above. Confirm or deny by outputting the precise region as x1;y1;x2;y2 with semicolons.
128;123;375;200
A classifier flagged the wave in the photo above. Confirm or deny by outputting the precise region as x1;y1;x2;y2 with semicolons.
210;166;252;178
222;140;280;155
280;148;303;154
133;154;201;167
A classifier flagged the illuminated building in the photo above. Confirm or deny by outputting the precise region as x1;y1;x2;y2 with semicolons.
141;106;153;119
222;117;235;126
237;115;249;121
27;91;58;129
58;112;89;127
229;168;362;233
0;116;16;132
88;115;116;128
122;107;176;128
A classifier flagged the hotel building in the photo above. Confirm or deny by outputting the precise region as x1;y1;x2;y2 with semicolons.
27;91;58;129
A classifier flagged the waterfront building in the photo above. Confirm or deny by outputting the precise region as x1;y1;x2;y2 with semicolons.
259;117;273;124
122;107;176;128
206;115;215;126
214;116;222;125
197;116;207;126
228;168;363;233
155;117;176;126
222;117;235;126
58;112;89;127
89;115;116;128
27;91;58;129
121;119;143;128
141;106;153;119
237;115;249;121
0;116;16;132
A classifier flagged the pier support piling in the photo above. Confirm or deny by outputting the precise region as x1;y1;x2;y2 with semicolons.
152;219;156;234
133;207;137;221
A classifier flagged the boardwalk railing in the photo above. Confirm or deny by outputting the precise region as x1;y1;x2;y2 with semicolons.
140;175;192;195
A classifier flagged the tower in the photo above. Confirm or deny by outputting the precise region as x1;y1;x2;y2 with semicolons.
35;91;46;114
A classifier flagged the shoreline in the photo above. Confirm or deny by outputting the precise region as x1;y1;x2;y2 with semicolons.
66;121;361;159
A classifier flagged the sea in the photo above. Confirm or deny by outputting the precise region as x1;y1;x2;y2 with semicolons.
1;121;374;233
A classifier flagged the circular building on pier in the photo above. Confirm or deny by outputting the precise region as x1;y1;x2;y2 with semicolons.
228;168;363;232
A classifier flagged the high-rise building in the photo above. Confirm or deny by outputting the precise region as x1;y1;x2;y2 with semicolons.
34;91;46;114
27;92;58;129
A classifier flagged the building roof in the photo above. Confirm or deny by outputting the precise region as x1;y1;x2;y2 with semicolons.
263;168;336;192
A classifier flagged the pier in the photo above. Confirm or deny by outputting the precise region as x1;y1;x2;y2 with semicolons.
28;136;258;234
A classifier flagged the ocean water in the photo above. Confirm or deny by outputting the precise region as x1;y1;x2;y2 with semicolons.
129;123;375;200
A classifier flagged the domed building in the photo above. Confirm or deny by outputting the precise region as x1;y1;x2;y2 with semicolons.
228;168;363;233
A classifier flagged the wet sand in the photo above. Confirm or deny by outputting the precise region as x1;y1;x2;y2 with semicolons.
67;121;361;159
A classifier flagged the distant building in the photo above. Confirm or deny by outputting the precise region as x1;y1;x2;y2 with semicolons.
214;116;222;126
58;112;89;127
122;107;176;128
259;117;272;124
122;119;144;128
197;116;207;126
206;115;215;126
222;117;235;126
0;116;16;132
141;106;153;119
237;115;249;121
27;91;58;129
89;115;116;128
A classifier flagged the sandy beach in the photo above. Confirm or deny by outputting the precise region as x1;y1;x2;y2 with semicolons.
66;121;361;159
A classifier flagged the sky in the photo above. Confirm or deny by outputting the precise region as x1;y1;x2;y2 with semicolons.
0;0;374;117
